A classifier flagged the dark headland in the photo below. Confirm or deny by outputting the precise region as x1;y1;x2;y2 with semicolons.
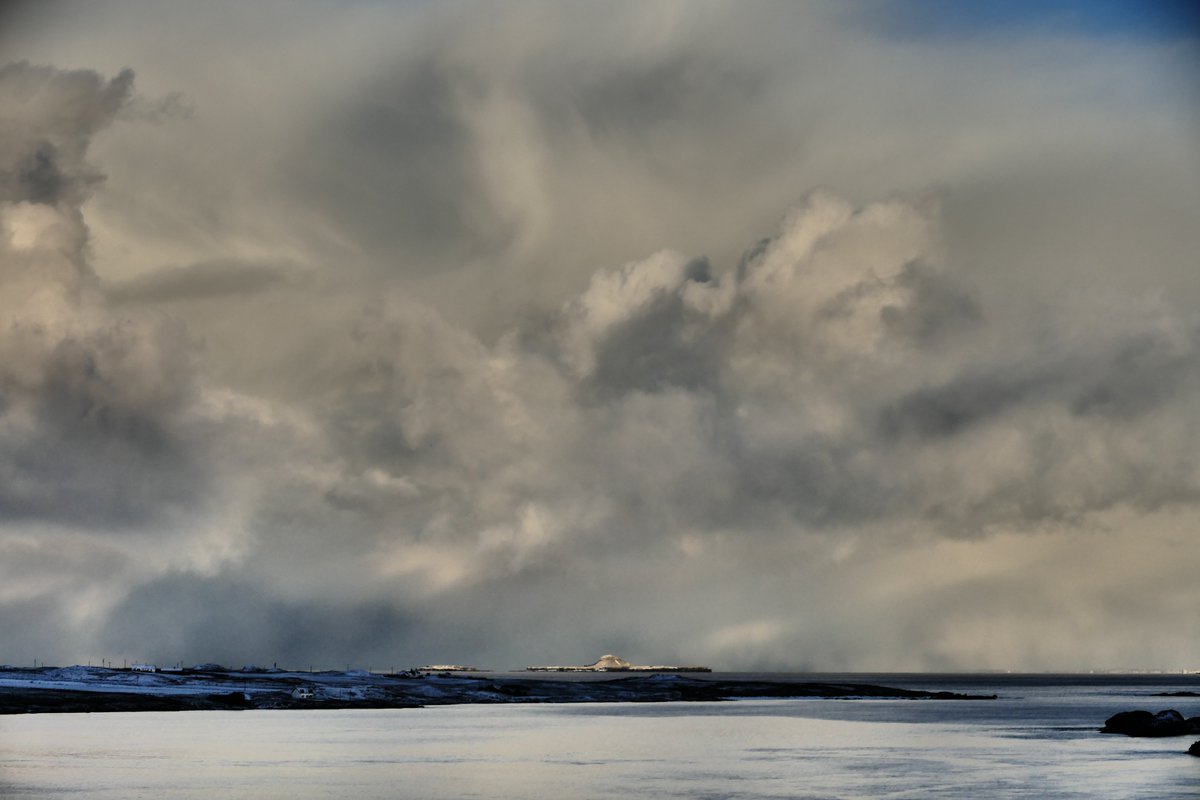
0;665;996;714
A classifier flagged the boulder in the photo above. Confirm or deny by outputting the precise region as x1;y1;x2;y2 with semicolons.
1101;709;1200;737
1102;710;1155;734
1188;741;1200;757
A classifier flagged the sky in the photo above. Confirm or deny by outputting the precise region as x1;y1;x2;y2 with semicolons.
0;0;1197;672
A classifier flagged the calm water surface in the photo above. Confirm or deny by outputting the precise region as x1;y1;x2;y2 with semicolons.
2;675;1198;799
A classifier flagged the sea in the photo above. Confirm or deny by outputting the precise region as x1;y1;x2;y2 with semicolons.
2;674;1198;799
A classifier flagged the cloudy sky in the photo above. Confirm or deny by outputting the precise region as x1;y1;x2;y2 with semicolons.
1;0;1198;672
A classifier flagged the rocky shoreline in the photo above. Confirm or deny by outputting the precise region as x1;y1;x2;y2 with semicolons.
1100;708;1200;737
1099;707;1200;759
0;687;264;714
0;667;996;714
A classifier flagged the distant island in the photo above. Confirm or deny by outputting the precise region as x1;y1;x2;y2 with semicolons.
527;654;711;673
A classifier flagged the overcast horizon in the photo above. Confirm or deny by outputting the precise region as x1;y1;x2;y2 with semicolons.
1;0;1198;672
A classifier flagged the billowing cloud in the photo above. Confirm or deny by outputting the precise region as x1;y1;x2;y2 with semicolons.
0;62;205;531
0;2;1198;672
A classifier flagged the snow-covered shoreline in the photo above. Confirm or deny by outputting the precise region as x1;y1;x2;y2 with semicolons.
0;666;997;714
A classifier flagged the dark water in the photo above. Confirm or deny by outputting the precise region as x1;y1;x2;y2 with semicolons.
2;674;1198;798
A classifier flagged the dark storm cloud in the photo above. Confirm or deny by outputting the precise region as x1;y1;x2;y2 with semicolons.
545;49;768;140
0;534;127;586
100;572;416;668
584;258;726;400
878;262;981;343
731;436;895;528
249;6;801;324
0;1;1197;672
1069;328;1200;419
0;61;133;206
289;57;482;264
0;595;71;665
0;400;202;529
106;259;297;304
8;141;66;204
882;326;1200;441
881;367;1045;440
0;62;211;530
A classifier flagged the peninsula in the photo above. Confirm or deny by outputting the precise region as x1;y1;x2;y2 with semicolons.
0;664;995;714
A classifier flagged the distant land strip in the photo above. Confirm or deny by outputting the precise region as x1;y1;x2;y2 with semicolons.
0;667;996;714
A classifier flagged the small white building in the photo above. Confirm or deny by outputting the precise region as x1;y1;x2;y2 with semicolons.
131;663;157;673
291;687;315;699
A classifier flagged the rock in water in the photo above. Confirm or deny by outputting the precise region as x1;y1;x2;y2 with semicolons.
1189;741;1200;757
1102;710;1155;734
1101;709;1200;737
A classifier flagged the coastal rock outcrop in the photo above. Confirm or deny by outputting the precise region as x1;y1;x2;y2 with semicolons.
1189;741;1200;757
1101;709;1200;737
